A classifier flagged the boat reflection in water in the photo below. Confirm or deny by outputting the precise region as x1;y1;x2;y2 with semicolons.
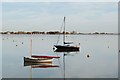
23;60;59;79
24;55;60;68
24;61;59;68
53;48;80;79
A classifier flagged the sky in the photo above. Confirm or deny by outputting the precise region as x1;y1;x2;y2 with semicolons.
2;2;118;33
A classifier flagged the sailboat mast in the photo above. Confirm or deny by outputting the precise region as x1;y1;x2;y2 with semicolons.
63;17;66;45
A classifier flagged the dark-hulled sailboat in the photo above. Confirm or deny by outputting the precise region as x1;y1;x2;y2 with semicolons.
54;17;80;52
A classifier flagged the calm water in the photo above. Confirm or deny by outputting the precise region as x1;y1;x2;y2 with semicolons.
2;34;118;78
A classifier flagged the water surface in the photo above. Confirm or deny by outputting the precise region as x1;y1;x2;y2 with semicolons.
2;34;118;78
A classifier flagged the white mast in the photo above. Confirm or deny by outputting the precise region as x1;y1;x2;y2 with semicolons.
63;17;66;45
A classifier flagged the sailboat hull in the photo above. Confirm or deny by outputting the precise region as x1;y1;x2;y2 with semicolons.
24;57;53;63
54;45;79;52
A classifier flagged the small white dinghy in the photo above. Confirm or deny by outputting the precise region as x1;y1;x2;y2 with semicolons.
24;57;53;63
24;55;60;63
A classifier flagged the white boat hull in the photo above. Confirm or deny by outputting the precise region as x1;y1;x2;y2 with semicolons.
24;57;53;63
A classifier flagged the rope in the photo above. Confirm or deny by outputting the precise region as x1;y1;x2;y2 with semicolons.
56;20;64;45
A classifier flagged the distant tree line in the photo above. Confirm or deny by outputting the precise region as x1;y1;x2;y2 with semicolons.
0;31;78;34
0;31;118;35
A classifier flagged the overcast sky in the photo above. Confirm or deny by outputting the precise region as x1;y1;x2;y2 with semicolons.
2;2;118;33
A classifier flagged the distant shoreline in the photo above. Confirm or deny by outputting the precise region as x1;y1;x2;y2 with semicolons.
0;31;119;35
